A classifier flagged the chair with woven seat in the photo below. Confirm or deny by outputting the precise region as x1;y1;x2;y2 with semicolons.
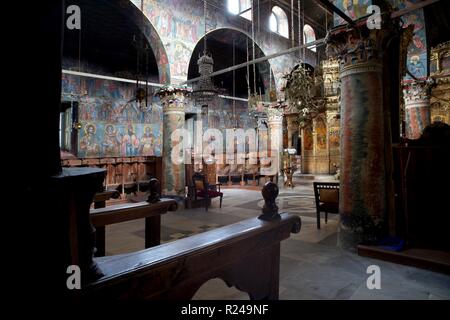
313;182;339;229
192;171;223;211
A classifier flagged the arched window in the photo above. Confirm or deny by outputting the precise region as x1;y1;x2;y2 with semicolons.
227;0;252;21
303;24;316;52
269;6;289;38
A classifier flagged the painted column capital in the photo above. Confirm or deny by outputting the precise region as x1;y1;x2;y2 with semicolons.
267;107;284;124
403;79;434;104
325;13;400;70
156;86;191;114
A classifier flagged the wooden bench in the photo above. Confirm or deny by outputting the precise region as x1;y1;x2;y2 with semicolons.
82;214;300;300
90;198;177;256
93;189;119;209
79;182;301;300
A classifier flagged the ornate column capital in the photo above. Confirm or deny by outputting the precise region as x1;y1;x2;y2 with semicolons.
156;86;191;113
267;107;284;124
403;79;434;104
325;12;400;70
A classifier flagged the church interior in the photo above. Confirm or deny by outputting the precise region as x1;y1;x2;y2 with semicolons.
26;0;450;301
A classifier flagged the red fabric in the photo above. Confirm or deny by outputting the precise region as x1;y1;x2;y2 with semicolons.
197;190;223;198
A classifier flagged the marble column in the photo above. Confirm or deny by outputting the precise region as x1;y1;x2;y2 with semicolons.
267;107;284;186
403;80;432;139
326;19;398;249
157;87;190;196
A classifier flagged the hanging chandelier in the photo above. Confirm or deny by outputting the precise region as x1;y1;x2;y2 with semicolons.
191;0;218;106
283;62;326;127
191;51;218;105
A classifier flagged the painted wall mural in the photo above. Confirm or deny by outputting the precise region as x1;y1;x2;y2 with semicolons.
333;0;372;26
303;125;314;151
127;0;170;84
204;98;258;140
139;0;206;81
398;1;428;80
61;73;163;158
328;118;341;149
315;117;327;150
132;0;311;96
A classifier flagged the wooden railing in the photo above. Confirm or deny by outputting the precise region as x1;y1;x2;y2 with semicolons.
79;182;301;300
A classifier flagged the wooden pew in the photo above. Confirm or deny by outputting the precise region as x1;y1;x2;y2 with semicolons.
93;189;119;209
80;182;301;300
90;199;177;256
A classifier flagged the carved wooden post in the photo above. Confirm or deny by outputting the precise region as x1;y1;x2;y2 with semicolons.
259;181;281;221
147;178;161;204
53;167;106;284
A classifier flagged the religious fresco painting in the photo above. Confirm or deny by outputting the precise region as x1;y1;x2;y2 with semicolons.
133;0;301;95
398;1;428;80
333;0;372;26
201;98;258;150
328;118;340;149
303;125;314;151
139;0;205;80
62;74;163;158
315;117;327;150
127;0;170;84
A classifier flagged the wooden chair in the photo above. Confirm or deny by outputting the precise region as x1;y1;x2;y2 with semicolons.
313;182;339;229
192;171;223;211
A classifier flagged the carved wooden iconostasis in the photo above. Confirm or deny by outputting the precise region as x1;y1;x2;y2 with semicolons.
298;59;341;174
430;41;450;125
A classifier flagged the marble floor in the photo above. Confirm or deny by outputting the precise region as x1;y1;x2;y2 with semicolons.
104;175;450;300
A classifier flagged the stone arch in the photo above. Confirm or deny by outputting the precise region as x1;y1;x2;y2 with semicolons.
187;27;277;98
118;0;171;83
